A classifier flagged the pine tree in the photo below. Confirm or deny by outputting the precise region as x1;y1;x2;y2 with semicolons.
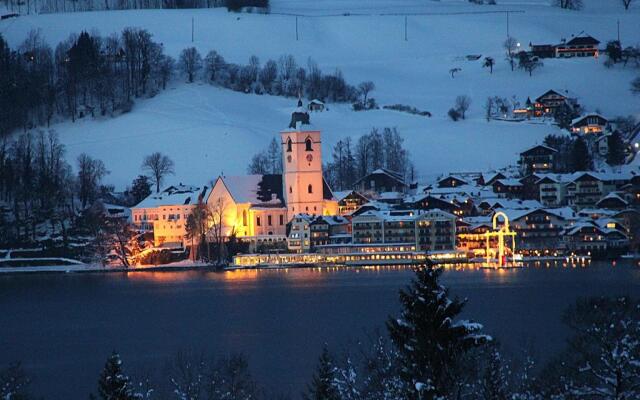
97;352;135;400
305;346;340;400
386;263;490;399
607;131;626;166
480;345;510;400
127;175;151;206
571;137;592;171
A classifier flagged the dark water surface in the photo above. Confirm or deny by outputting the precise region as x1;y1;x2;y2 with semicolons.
1;262;639;399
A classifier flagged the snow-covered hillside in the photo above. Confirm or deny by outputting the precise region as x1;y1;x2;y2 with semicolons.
1;0;639;189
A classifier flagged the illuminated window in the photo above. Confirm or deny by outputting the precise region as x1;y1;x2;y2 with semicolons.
287;137;292;152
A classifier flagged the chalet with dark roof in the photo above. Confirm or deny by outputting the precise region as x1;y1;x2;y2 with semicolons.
354;168;406;194
519;145;557;176
556;35;600;58
570;113;609;135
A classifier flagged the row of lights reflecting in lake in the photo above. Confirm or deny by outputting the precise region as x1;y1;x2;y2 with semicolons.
123;258;638;282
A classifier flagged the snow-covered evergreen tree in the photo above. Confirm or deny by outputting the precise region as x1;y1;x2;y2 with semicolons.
386;263;490;399
480;345;510;400
305;347;340;400
0;362;31;400
548;296;640;399
97;352;136;400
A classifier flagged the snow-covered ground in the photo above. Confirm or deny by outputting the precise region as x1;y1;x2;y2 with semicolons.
1;0;639;189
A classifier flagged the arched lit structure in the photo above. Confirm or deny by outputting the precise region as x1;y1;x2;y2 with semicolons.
484;211;517;268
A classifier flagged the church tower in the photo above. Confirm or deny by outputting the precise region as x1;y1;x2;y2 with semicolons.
281;99;324;218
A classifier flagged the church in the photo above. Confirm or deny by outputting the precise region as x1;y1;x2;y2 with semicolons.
206;99;339;248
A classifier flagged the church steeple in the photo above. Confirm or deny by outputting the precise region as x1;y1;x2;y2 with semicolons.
288;94;310;129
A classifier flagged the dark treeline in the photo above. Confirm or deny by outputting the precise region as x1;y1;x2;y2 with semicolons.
3;264;639;399
0;28;173;137
1;0;268;15
182;47;361;103
0;129;156;262
2;30;363;138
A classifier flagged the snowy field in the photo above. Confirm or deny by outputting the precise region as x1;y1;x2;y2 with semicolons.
1;0;639;189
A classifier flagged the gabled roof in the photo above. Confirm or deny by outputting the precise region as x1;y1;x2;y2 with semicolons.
219;174;284;205
332;190;365;202
495;178;523;187
438;175;468;185
134;184;208;208
535;89;566;102
596;192;628;207
354;168;405;186
571;113;609;127
565;35;600;46
520;144;557;156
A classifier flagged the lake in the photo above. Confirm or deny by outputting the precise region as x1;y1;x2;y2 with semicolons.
1;261;639;399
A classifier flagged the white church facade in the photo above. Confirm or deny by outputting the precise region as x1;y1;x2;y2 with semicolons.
206;99;338;247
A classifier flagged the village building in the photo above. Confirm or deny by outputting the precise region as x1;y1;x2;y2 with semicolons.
332;190;369;215
351;209;456;251
555;35;600;58
131;184;209;247
287;214;314;253
570;113;609;135
532;90;577;117
492;178;523;199
519;145;557;176
499;207;575;251
307;99;325;112
309;215;351;249
353;168;406;195
529;43;556;58
437;175;468;188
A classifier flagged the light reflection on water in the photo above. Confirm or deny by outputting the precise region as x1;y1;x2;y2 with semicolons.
3;260;637;400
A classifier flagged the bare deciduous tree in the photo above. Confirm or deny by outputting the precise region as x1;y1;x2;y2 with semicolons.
358;81;375;104
455;95;472;119
504;37;518;71
179;47;202;83
142;152;174;193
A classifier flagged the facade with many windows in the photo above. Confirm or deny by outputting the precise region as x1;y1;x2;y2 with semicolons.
351;209;456;251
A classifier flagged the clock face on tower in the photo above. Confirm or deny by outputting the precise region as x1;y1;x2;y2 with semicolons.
306;154;313;162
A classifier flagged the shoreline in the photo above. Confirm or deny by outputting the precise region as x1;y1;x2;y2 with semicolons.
0;253;622;276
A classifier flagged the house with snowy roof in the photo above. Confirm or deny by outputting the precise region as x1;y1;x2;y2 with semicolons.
496;207;576;250
353;168;406;195
131;184;209;247
519;145;557;176
570;113;609;135
332;190;369;216
555;35;600;58
531;89;579;118
207;99;339;249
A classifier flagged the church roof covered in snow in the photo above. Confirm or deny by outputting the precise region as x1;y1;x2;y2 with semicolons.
219;174;285;205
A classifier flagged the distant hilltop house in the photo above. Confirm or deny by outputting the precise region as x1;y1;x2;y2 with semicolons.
529;34;600;59
570;113;610;135
307;99;325;112
534;89;578;117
